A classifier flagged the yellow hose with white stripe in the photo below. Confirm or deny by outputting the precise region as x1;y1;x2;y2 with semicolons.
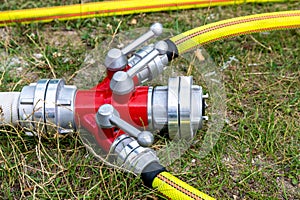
152;171;215;200
0;0;295;27
169;10;300;54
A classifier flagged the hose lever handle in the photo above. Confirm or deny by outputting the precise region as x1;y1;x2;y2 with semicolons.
121;22;163;55
96;104;154;147
127;40;169;78
104;23;163;71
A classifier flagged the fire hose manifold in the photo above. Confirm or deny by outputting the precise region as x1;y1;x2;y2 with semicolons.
0;23;213;199
1;10;299;199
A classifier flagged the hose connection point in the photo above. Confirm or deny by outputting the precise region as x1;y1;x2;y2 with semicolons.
18;79;77;134
110;134;159;175
148;76;206;140
127;43;169;84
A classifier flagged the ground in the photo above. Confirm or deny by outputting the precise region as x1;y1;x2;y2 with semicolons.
0;1;299;199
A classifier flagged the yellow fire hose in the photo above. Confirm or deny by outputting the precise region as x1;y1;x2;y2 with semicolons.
140;10;300;200
0;0;295;27
0;1;299;200
138;10;300;200
152;171;215;200
154;11;299;198
170;10;300;54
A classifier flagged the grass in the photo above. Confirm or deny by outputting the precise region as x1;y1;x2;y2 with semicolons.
0;1;299;199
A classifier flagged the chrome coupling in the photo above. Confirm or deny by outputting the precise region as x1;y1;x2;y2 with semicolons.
18;79;77;134
129;42;169;84
110;134;159;175
148;76;208;140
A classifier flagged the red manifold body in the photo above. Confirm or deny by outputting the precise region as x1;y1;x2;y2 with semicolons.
74;68;149;152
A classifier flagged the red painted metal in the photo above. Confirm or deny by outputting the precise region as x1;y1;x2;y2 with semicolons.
74;68;149;153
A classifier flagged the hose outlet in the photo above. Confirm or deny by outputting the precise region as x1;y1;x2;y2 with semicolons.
148;76;206;140
110;134;159;175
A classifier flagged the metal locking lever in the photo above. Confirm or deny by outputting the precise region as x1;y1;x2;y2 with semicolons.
121;22;163;55
96;104;154;147
126;40;168;78
104;23;163;71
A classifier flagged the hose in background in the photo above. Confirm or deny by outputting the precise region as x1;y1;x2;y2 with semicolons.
169;10;300;54
0;0;295;27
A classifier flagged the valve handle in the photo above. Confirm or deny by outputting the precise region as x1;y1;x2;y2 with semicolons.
127;40;169;78
104;22;163;72
96;104;154;147
121;22;163;55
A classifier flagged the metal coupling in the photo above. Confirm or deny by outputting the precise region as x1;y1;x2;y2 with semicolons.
110;134;159;175
128;41;169;84
148;76;207;140
110;41;169;96
18;79;77;134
